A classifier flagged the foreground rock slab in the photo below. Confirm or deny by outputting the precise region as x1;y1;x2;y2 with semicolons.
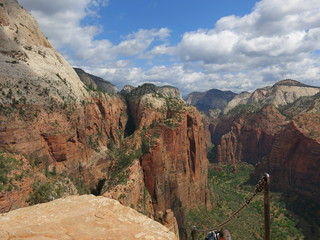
0;195;178;240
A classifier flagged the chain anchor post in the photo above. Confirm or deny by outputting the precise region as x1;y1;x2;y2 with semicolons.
264;173;270;240
191;226;197;240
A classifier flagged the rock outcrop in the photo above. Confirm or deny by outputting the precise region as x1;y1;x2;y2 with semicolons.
121;83;182;100
0;195;178;240
120;84;211;235
222;91;251;114
0;0;88;105
74;68;118;95
0;0;128;212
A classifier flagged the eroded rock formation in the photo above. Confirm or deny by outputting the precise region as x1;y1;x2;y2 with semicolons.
120;84;211;235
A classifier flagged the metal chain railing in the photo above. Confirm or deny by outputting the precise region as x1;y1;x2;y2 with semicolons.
191;173;270;240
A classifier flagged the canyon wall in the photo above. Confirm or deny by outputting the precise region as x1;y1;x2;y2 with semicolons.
212;94;320;201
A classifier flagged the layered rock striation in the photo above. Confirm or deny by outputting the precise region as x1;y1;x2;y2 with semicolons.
0;0;130;212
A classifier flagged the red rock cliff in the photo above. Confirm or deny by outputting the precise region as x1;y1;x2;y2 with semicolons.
121;84;211;234
213;101;320;201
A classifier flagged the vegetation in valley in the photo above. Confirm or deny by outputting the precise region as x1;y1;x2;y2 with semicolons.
102;140;142;192
0;152;23;192
185;163;304;240
227;103;260;116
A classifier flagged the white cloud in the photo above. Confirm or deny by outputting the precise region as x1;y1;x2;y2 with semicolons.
172;0;320;93
113;28;171;57
18;0;170;65
177;0;320;67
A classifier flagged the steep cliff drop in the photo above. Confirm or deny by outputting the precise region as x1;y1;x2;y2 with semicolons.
114;84;211;237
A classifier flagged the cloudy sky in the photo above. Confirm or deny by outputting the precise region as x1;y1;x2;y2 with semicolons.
19;0;320;95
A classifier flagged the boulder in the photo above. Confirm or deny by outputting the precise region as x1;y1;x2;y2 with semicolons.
0;195;178;240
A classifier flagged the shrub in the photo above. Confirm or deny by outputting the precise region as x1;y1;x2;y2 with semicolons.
28;180;63;205
141;137;150;155
0;153;19;192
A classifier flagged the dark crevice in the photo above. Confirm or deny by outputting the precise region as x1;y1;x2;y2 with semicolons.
91;179;106;196
187;115;196;174
124;100;136;137
96;100;106;118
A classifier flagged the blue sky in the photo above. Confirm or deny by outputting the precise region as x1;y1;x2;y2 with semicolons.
19;0;320;95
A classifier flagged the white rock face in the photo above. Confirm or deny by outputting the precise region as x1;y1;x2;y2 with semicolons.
0;0;88;105
0;195;178;240
223;92;251;114
223;80;320;114
251;85;320;107
157;86;182;99
140;93;167;109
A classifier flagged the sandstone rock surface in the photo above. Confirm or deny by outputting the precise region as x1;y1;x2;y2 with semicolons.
0;0;88;105
0;195;178;240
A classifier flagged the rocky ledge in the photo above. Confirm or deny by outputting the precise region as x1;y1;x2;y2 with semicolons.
0;195;177;240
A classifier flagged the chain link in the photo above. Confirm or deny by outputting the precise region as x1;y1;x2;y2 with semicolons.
192;175;267;233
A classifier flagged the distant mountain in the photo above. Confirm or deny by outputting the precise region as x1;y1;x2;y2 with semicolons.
74;68;118;95
224;79;320;114
185;89;237;113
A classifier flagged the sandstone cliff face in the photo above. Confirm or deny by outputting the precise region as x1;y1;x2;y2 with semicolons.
0;92;127;209
254;121;320;200
223;91;251;114
0;195;178;240
121;84;211;234
122;83;182;100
